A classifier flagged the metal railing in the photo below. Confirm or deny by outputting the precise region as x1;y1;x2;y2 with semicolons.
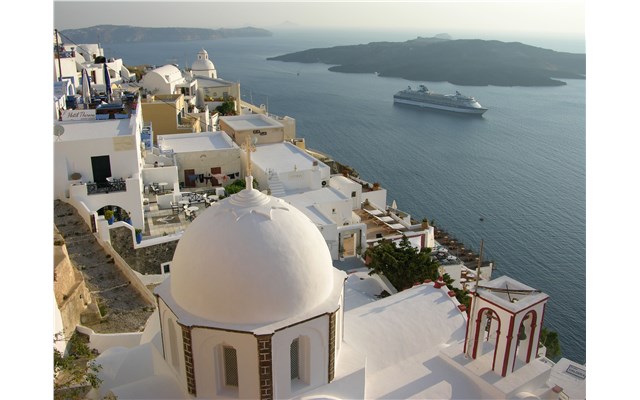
87;178;127;195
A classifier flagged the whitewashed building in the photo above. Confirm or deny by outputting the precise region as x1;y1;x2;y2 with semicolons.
241;141;432;260
156;131;242;190
193;76;242;116
53;102;147;230
141;64;192;97
54;32;132;91
220;113;286;145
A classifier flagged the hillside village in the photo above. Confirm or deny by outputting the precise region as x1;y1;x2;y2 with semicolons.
52;31;585;399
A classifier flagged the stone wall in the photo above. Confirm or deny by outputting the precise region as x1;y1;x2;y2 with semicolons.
53;228;100;338
110;227;178;275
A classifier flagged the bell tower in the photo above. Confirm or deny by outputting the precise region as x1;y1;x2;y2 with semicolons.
463;276;549;377
197;48;209;62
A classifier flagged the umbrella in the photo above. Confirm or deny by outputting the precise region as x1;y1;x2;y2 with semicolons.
81;68;92;108
103;63;112;103
391;200;397;210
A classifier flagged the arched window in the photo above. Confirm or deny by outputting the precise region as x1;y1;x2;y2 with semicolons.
290;338;300;380
223;346;239;388
168;318;179;370
290;336;310;388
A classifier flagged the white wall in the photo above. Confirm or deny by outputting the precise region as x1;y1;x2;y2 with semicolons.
272;315;329;399
174;148;242;189
77;325;144;354
314;200;352;227
330;176;362;209
142;72;171;94
362;188;388;211
191;327;260;399
141;165;179;195
68;178;145;228
54;128;143;200
281;170;316;192
55;57;79;86
157;301;188;395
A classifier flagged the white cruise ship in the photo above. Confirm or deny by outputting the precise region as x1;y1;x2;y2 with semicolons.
393;85;488;115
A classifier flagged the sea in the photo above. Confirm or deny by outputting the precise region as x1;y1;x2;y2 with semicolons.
103;28;586;364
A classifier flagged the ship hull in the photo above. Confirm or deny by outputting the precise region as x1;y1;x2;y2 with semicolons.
394;97;487;115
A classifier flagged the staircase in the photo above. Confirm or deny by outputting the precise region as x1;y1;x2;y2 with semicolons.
267;173;286;197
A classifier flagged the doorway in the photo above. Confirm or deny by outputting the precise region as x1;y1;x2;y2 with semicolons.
91;155;112;183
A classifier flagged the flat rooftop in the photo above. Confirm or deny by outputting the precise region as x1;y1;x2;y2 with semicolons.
197;77;236;86
55;118;133;141
220;114;283;130
252;142;329;174
283;187;349;225
158;132;237;153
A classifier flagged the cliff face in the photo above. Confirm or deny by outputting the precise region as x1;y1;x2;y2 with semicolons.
59;25;272;43
54;228;99;339
267;36;586;87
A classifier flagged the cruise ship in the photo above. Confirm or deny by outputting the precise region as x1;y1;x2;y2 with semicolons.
393;85;488;115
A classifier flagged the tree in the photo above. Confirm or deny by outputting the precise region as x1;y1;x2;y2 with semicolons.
365;236;440;291
215;100;236;116
539;326;562;361
54;332;102;399
224;178;257;195
439;273;472;309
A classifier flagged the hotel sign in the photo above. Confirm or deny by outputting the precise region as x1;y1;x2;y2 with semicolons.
63;109;96;120
565;364;586;380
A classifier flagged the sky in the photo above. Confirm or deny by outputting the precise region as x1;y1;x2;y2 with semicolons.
53;0;585;39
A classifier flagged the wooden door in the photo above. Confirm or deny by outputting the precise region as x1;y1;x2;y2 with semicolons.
184;168;196;188
211;167;221;185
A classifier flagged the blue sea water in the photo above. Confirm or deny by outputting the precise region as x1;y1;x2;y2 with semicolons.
104;29;586;364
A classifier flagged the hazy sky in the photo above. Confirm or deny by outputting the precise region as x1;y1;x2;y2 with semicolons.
54;1;585;38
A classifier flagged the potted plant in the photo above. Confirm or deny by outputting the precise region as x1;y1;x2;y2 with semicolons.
104;209;114;225
123;212;132;225
135;228;143;244
421;218;430;229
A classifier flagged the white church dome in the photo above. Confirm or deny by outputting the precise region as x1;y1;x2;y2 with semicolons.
169;178;335;325
191;49;216;75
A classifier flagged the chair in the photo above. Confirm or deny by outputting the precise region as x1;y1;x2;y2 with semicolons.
185;209;195;222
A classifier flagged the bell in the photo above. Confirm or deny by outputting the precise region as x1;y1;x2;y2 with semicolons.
518;325;527;341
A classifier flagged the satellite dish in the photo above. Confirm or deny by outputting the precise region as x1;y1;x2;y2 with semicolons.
54;124;65;141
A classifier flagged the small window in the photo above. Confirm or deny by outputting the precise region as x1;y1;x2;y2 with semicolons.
223;346;239;387
290;338;300;380
351;191;357;198
161;262;171;275
168;318;179;370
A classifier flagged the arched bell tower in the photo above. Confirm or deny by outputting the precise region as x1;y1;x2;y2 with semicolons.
463;276;549;377
192;48;217;79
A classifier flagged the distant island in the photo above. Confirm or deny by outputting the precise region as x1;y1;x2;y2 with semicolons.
267;36;585;86
59;25;272;44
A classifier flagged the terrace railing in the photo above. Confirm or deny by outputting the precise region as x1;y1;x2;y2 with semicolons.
87;178;127;195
